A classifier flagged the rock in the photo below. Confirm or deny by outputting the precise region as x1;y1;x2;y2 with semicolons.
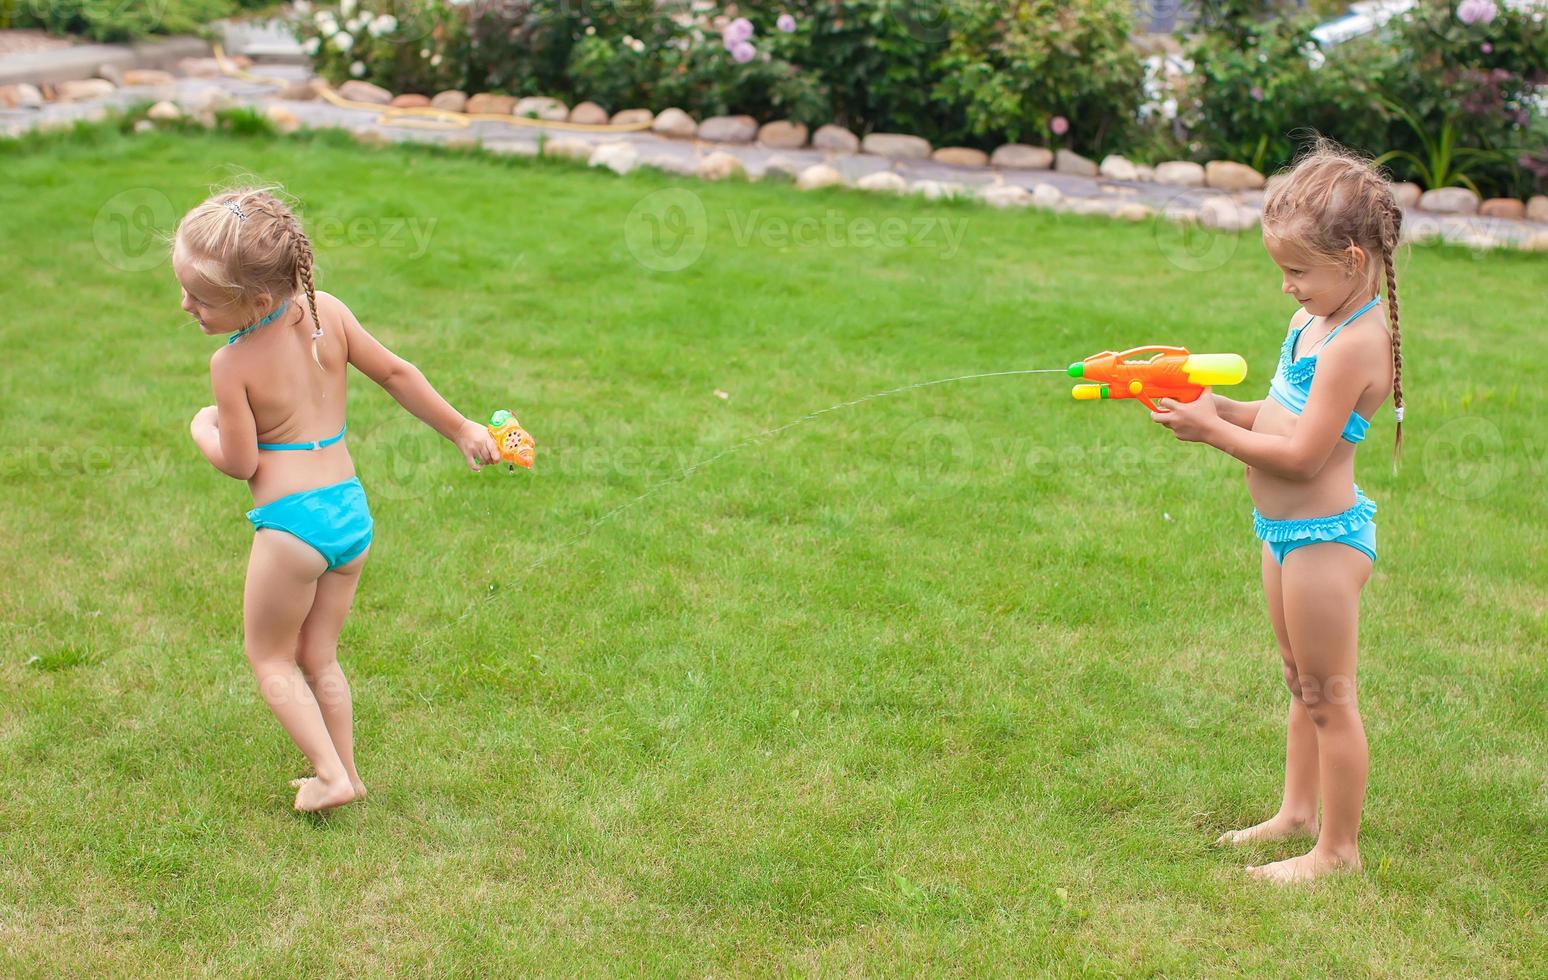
484;139;539;157
430;90;467;112
611;108;654;127
0;84;44;109
1200;196;1258;231
466;93;515;115
122;69;175;87
543;137;593;162
1479;197;1525;220
1055;149;1097;177
1418;186;1480;214
1114;202;1155;222
759;156;801;182
1099;154;1138;181
588;141;638;175
147;100;182;122
279;79;320;101
697;114;758;143
911;180;966;200
568;101;608;125
515;96;567;121
990;144;1053;169
339;80;393;105
391;93;431;108
1205;160;1266;191
797;163;843;190
96;62;124;86
1400;214;1442;244
861;132;932;159
1154;160;1207;187
757;119;808;149
980;183;1033;208
651;107;697;139
932;146;988;168
1134;164;1155;182
640;152;698;176
1031;183;1063;209
265;104;301;134
1521;232;1548;251
1388;181;1421;209
178;57;222;78
55;78;116;102
133;118;154;134
856;171;907;193
812;124;859;153
698;150;744;181
1527;195;1548;223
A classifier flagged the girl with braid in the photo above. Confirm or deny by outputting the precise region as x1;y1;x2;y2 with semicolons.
177;188;501;812
1148;137;1405;883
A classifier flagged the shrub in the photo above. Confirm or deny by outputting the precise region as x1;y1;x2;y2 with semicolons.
8;0;256;42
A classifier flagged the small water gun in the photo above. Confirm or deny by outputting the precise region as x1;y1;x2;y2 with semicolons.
1068;347;1247;413
487;410;536;469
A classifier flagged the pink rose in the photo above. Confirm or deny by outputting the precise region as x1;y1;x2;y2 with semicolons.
1050;115;1069;136
731;41;756;63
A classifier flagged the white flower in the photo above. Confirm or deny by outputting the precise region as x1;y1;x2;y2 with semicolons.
340;0;356;16
349;60;366;77
301;36;321;55
368;14;397;37
347;13;369;32
430;53;443;66
294;0;312;12
314;10;337;35
330;30;354;52
585;24;596;35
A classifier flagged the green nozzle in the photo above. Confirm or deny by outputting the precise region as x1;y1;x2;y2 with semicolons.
1067;362;1084;378
490;409;512;427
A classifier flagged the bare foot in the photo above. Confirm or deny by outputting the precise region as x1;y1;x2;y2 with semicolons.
1247;847;1361;884
292;775;359;813
1216;813;1319;847
292;774;366;801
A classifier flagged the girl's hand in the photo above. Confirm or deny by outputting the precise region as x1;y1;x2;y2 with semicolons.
1150;389;1223;443
455;417;502;471
191;404;219;434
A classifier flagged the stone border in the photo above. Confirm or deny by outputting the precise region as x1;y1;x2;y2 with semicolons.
0;35;209;87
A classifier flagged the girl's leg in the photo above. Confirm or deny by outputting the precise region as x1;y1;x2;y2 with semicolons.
1218;543;1321;845
292;548;370;800
243;529;355;813
1248;541;1371;883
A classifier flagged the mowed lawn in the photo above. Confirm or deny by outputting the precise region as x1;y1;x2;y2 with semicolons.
1;124;1543;975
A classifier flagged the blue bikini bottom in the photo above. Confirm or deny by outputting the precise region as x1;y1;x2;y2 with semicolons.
246;477;373;570
1253;486;1376;565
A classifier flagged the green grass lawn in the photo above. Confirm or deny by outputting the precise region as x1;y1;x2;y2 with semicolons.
1;124;1544;975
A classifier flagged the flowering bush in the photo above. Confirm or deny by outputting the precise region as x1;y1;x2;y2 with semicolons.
295;0;470;94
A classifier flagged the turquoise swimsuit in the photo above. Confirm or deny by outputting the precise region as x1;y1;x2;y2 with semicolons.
1252;297;1380;566
230;302;374;569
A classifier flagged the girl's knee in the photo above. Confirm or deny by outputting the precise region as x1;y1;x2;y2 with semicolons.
1281;661;1302;698
1298;674;1359;725
296;640;338;678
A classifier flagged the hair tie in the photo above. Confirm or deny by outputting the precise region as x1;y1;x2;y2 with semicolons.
223;200;247;221
1394;406;1405;423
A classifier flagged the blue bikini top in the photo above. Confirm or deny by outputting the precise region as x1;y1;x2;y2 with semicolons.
1267;296;1380;444
226;301;346;452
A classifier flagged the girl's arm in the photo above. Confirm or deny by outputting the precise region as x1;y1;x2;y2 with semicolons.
1211;394;1262;429
190;349;259;479
1156;340;1372;480
332;296;500;469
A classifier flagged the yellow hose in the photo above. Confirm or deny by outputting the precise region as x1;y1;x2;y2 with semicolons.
211;43;655;134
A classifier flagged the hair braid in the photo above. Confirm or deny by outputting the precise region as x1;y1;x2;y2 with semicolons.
1381;194;1404;468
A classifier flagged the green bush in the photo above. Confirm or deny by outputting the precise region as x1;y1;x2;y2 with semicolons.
7;0;252;42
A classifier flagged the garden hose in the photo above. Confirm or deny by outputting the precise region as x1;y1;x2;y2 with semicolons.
211;43;655;134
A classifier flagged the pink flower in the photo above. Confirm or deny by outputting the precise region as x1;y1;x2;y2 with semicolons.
1481;41;1493;53
1457;0;1497;25
1049;115;1069;136
777;12;797;33
723;17;754;44
731;41;756;63
1250;85;1264;101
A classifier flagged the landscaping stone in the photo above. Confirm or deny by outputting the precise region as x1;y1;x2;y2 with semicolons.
698;114;758;143
757;120;808;149
588;141;638;175
1418;186;1480;214
391;94;431;108
133;119;154;134
812;124;859;153
797;163;843;190
568;101;608;125
466;93;515;115
265;105;301;134
911;180;966;200
641;152;698;176
980;183;1033;208
1031;183;1063;209
0;83;43;109
178;86;235;113
1115;202;1155;222
122;69;175;87
147;100;182;122
431;90;468;112
856;171;907;193
1099;155;1139;181
932;146;988;168
279;79;319;101
760;156;801;182
611;108;654;127
543;137;592;162
1479;198;1526;220
1055;149;1098;177
1527;195;1548;223
698;150;745;181
1200;196;1258;231
862;132;931;160
990;144;1053;169
1205;160;1265;191
651;107;697;138
1522;232;1548;251
338;80;392;105
1389;182;1421;208
55;78;116;102
514;96;567;121
1154;160;1206;187
1134;164;1155;182
178;57;222;78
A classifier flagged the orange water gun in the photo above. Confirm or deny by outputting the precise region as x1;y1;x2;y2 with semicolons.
487;410;536;469
1068;347;1247;413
